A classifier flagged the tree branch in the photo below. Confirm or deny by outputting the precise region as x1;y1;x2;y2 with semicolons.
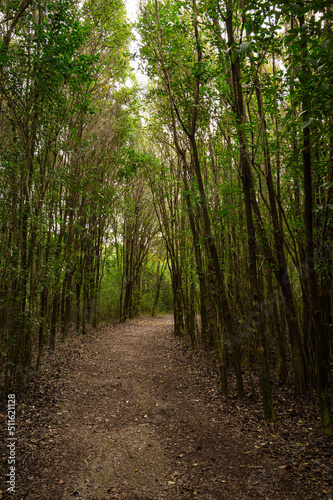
1;0;34;51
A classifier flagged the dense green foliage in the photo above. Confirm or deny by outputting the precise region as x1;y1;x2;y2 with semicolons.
0;0;172;396
138;0;333;433
0;0;332;435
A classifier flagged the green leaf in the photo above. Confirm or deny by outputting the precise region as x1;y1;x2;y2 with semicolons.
302;118;315;129
240;42;250;53
306;57;317;68
284;33;298;45
291;4;301;12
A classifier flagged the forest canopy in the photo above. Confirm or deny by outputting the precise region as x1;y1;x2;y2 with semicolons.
0;0;332;435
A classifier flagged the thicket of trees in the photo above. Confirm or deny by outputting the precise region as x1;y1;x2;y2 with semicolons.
0;0;171;397
0;0;332;435
138;0;333;434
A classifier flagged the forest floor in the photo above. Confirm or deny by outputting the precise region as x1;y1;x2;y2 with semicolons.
1;315;333;500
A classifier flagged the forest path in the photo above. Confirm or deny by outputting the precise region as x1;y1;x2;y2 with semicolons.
20;316;310;499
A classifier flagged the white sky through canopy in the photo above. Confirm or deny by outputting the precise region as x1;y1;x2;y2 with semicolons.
125;0;147;85
126;0;139;22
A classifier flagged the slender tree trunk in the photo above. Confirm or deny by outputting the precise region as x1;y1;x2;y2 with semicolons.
49;293;59;350
299;12;332;434
223;3;275;420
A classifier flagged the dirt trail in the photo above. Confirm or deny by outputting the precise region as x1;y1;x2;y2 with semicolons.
7;316;327;499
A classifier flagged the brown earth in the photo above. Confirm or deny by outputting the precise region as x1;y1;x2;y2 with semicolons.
1;315;332;499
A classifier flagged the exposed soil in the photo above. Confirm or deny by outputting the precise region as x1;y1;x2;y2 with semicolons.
1;315;332;499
